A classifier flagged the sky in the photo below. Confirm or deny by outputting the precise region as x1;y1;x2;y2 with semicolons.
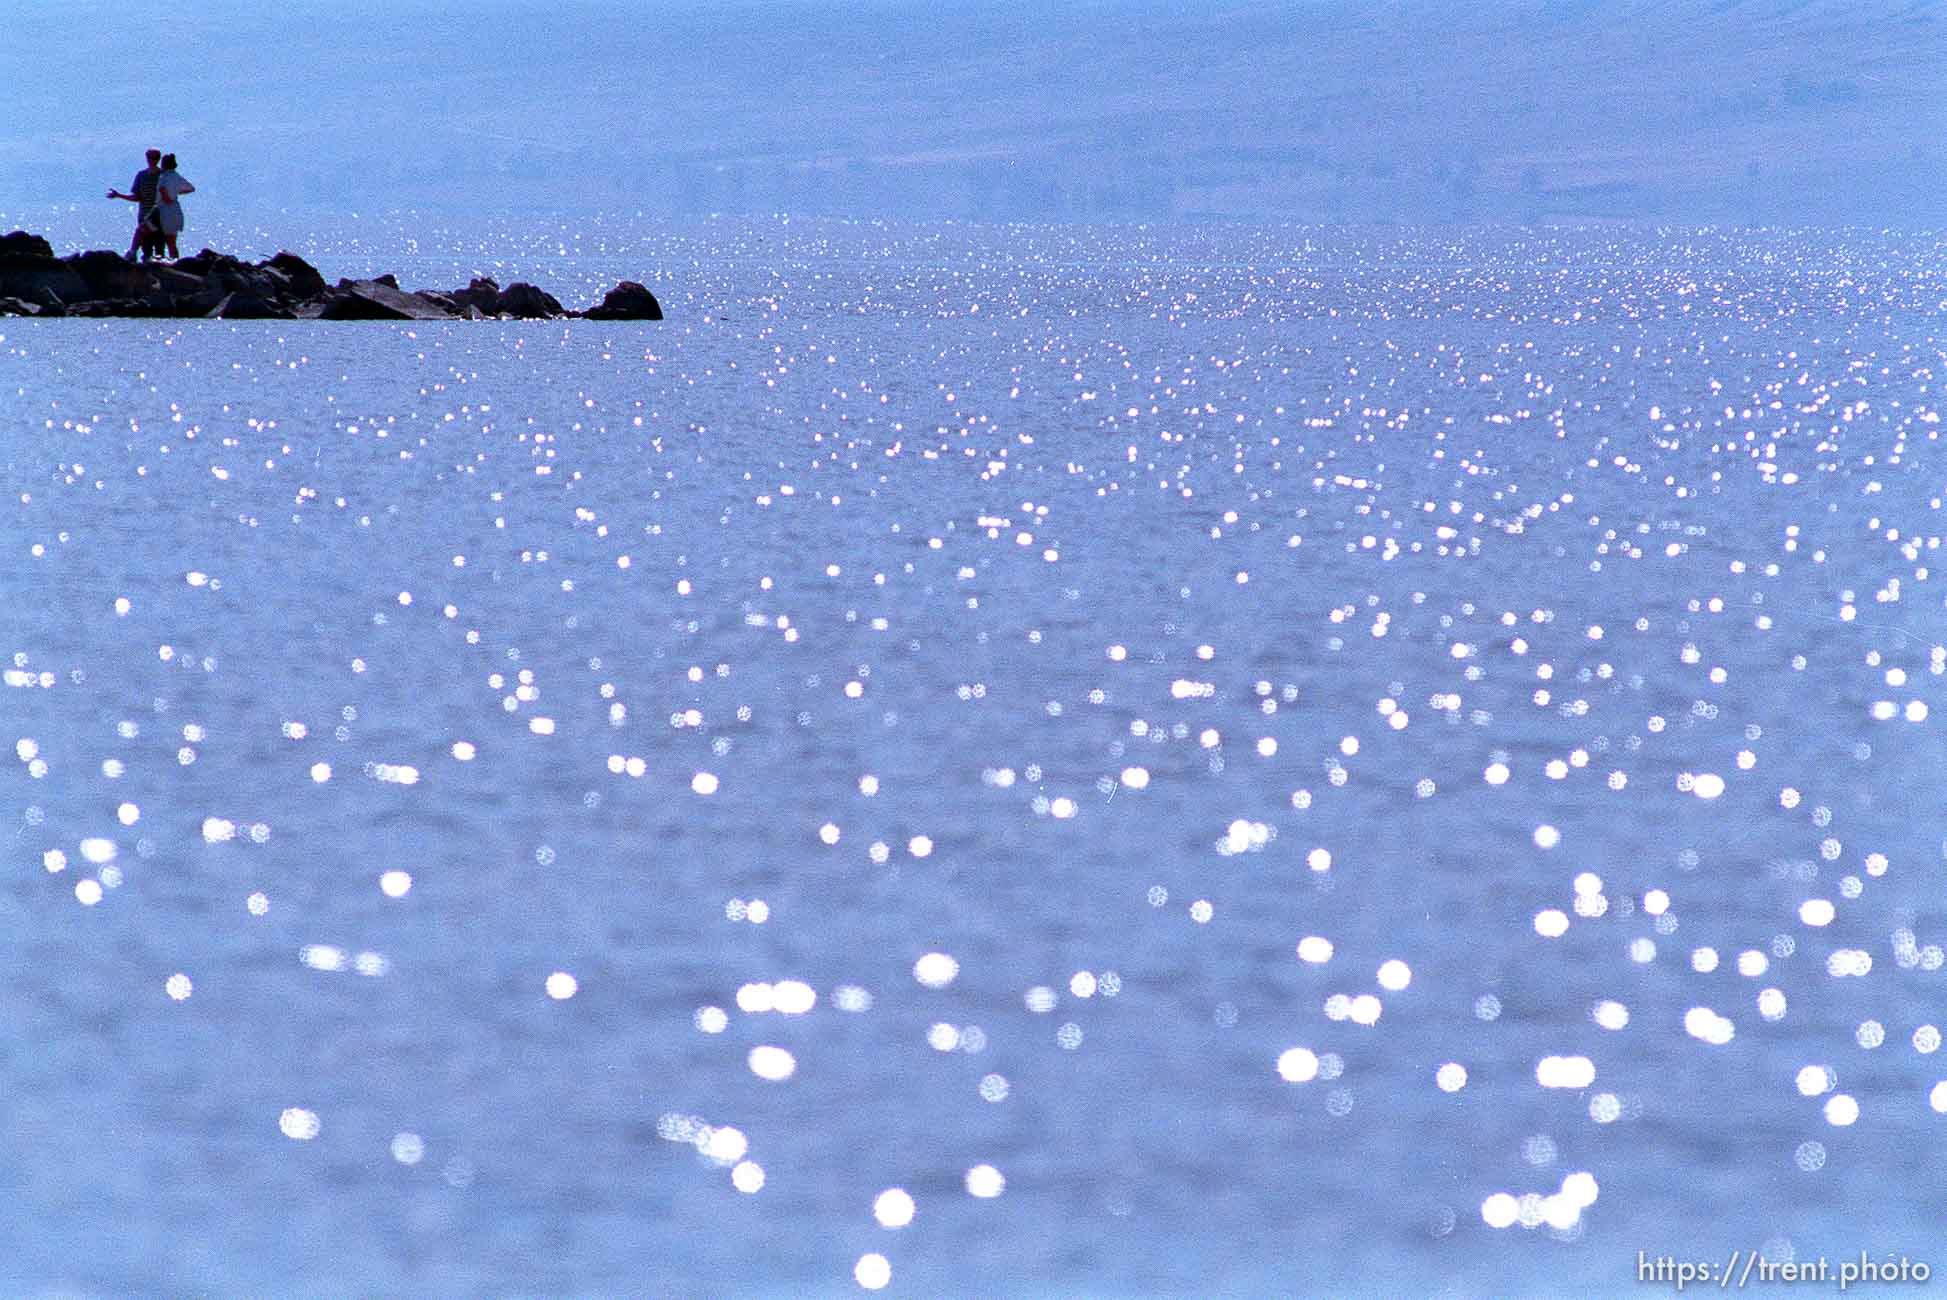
2;0;1942;224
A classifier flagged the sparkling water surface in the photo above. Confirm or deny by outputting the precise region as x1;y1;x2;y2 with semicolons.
3;216;1945;1296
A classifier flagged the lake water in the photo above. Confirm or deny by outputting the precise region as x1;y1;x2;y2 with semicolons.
2;215;1944;1297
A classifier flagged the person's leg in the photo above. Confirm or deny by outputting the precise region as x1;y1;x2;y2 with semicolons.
126;217;144;261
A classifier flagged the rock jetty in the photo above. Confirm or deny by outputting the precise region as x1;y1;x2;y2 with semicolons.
0;230;662;321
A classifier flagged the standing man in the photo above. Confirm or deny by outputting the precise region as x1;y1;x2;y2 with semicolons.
106;149;165;263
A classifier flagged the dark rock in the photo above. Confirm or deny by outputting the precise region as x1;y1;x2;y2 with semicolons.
0;256;90;305
228;266;290;303
0;232;658;322
0;231;54;259
585;280;663;321
263;251;325;298
495;282;563;319
318;280;459;321
67;250;155;300
317;289;411;321
179;282;228;315
252;265;293;298
176;249;239;278
449;277;501;315
208;290;293;320
151;267;207;296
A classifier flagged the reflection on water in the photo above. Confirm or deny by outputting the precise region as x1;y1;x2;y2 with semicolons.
1;217;1944;1295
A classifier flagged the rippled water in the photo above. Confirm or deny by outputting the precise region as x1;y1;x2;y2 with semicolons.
3;217;1945;1297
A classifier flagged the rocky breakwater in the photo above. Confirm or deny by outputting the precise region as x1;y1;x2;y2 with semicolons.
0;230;663;321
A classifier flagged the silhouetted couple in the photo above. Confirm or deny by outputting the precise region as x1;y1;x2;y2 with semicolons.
108;149;195;263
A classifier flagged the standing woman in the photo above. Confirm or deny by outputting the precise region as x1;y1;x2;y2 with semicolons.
155;153;196;261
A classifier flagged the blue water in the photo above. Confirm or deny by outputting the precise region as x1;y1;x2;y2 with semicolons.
2;217;1944;1297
